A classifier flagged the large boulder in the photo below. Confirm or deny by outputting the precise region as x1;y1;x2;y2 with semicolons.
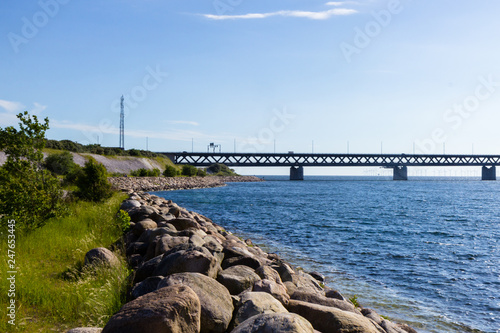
102;285;201;333
255;265;285;285
128;205;159;222
253;279;290;306
133;255;163;284
170;217;200;231
84;248;119;268
132;219;157;236
158;272;234;333
217;265;261;295
153;246;221;279
129;276;163;300
233;292;288;328
155;235;190;256
290;290;359;314
231;313;315;333
288;300;382;333
120;200;141;211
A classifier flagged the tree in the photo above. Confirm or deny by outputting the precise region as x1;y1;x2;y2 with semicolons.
181;165;198;177
0;112;63;231
44;151;76;175
76;157;113;202
163;165;179;177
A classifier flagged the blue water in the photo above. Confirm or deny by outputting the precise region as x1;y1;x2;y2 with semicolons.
153;177;500;333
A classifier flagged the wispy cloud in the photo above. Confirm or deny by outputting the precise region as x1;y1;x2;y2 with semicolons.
51;120;211;142
0;99;25;113
203;8;357;21
326;1;359;6
166;120;200;126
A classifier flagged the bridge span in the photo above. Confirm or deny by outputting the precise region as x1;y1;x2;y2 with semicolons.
161;152;499;181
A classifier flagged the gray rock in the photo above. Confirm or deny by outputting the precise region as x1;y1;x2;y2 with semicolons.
255;265;284;285
290;290;359;314
325;288;348;301
128;205;159;222
133;255;163;284
253;279;290;306
231;313;315;333
155;235;189;256
288;300;382;333
361;308;383;324
233;292;288;327
159;272;234;333
170;217;200;231
126;242;149;256
381;320;409;333
270;261;295;282
66;328;102;333
120;200;141;211
132;219;157;236
217;265;261;295
84;248;119;268
130;276;163;300
102;285;201;333
137;226;177;243
153;246;221;279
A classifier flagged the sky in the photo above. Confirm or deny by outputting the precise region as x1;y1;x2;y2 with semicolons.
1;0;500;175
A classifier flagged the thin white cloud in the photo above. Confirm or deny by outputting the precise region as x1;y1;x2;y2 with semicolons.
204;8;357;20
51;120;212;142
32;102;47;114
326;1;359;6
0;99;25;113
166;120;200;126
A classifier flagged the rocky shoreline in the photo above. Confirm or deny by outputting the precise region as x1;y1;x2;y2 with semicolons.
69;191;418;333
108;176;264;192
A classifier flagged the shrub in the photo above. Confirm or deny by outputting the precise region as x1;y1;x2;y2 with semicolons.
44;151;76;175
0;112;64;232
76;158;113;202
163;165;179;177
116;209;131;232
207;163;238;176
130;168;161;177
181;165;198;177
197;168;207;177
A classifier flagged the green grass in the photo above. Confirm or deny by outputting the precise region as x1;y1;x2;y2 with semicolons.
0;192;130;332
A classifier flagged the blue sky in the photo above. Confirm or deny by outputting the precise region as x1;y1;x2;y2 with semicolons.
1;0;500;175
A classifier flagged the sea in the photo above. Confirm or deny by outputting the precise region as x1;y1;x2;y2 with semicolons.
153;176;500;333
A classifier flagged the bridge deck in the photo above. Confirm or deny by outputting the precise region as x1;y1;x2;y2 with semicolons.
161;152;500;167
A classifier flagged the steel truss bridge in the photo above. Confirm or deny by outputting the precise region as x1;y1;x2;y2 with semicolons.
161;152;499;180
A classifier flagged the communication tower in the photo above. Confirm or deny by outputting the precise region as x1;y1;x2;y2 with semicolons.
119;95;124;149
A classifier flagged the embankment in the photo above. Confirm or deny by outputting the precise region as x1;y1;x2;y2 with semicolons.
69;190;418;333
108;176;264;192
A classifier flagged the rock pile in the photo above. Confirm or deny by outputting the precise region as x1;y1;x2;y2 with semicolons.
69;192;418;333
108;176;264;192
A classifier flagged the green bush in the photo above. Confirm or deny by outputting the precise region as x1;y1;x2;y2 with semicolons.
76;158;113;202
0;112;64;232
116;209;131;232
207;163;238;176
181;165;198;177
44;151;76;175
197;168;207;177
163;165;179;177
130;168;161;177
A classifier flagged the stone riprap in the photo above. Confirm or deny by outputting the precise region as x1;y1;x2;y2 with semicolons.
108;176;264;192
73;192;418;333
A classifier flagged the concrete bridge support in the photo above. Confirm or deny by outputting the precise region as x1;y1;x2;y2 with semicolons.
393;166;408;181
290;166;304;180
481;166;496;180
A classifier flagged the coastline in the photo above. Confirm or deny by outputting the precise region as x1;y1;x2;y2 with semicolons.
108;175;264;192
72;188;419;333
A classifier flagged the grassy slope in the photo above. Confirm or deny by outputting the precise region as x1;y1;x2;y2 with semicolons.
0;192;129;332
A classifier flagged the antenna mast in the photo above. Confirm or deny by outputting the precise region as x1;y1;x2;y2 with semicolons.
119;95;124;149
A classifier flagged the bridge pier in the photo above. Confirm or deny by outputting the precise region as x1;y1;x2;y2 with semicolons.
290;166;304;181
393;166;408;181
481;166;496;180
